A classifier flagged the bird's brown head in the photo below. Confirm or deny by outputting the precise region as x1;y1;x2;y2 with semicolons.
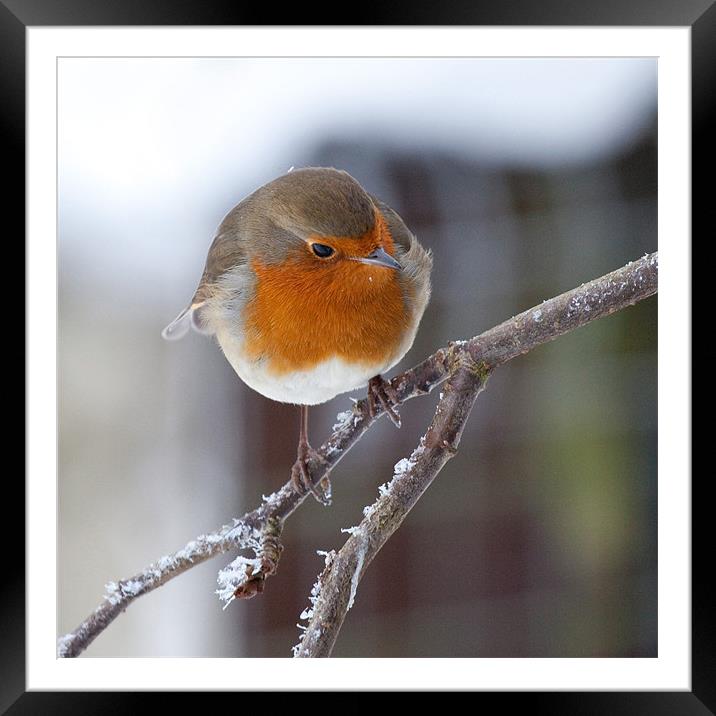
251;167;402;273
240;167;407;306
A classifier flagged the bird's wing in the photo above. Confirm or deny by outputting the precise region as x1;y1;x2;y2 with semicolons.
162;204;250;341
191;226;249;305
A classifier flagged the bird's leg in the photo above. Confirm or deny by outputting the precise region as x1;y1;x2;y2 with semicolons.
290;405;331;505
367;374;402;428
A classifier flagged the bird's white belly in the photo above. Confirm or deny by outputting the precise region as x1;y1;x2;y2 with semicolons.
215;330;385;405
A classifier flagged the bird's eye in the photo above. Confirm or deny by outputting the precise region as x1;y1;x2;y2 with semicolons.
312;243;334;258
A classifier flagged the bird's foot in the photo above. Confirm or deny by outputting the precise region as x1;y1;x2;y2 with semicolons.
367;374;402;428
291;442;331;506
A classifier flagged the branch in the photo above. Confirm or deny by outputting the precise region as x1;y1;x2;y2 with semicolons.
58;252;657;658
293;251;658;657
294;356;490;657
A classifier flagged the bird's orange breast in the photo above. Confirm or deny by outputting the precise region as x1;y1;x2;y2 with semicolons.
243;228;411;376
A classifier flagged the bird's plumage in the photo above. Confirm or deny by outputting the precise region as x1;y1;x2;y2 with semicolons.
163;167;432;405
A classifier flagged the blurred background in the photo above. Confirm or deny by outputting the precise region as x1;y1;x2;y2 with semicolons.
58;58;657;658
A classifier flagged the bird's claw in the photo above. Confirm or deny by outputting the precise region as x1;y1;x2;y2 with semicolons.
291;444;331;506
367;374;402;428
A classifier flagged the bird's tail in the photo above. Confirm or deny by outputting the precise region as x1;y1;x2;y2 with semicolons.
161;302;211;341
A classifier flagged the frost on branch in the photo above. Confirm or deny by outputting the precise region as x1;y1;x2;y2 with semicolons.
292;549;336;656
216;517;284;608
57;632;75;658
104;578;145;604
346;534;367;612
359;439;426;523
216;555;265;608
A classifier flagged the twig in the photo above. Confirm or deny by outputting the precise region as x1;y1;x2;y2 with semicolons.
58;252;657;658
295;354;490;657
216;517;284;605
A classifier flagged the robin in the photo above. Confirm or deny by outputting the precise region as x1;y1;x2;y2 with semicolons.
162;167;432;503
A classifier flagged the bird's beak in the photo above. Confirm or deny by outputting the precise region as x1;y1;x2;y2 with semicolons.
355;247;402;271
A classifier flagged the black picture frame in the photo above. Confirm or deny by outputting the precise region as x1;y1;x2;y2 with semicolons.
7;0;704;710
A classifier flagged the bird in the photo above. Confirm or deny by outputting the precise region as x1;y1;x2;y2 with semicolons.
162;167;432;503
